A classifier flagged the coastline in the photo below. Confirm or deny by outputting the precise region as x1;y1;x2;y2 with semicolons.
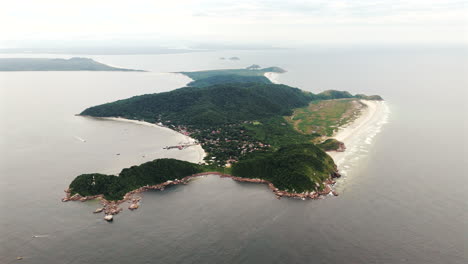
82;116;207;164
327;100;389;163
70;84;387;221
264;72;280;84
62;172;339;220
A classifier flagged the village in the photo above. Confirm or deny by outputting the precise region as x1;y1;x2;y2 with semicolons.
161;122;271;166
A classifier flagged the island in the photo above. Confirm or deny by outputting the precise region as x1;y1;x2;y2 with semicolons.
179;65;286;81
0;57;145;71
63;66;383;221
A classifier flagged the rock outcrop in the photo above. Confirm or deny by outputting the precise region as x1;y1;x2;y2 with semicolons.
62;171;340;221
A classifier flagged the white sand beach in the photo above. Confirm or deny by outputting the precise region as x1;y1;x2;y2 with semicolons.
327;100;389;165
264;72;280;83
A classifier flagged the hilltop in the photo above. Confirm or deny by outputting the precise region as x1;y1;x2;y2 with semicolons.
81;82;310;126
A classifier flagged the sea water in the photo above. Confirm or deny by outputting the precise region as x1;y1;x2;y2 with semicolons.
1;46;466;263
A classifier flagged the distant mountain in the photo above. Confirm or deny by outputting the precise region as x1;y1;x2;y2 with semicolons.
0;57;145;71
0;47;196;55
179;66;286;81
187;74;272;87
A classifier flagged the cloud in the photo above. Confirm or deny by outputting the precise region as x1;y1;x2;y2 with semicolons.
0;0;466;46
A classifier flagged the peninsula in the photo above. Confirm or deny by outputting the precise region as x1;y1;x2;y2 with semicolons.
0;57;144;71
64;67;383;221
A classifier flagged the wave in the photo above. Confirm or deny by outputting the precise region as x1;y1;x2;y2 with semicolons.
332;101;390;185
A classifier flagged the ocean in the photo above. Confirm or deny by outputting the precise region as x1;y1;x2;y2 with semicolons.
0;46;466;263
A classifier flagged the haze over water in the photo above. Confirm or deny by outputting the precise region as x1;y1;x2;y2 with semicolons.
1;46;467;263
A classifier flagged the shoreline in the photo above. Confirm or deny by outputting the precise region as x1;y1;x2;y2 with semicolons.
263;72;280;84
79;115;207;164
72;98;386;221
326;100;388;162
62;172;339;220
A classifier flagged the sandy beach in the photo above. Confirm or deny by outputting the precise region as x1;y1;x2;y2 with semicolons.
84;98;386;172
264;72;280;83
96;117;207;164
327;100;389;165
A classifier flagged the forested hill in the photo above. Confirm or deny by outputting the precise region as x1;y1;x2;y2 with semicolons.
179;66;286;81
81;82;311;126
80;81;381;127
0;57;144;71
69;144;338;201
187;74;272;87
70;73;384;202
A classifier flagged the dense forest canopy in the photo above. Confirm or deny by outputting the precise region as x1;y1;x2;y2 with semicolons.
70;159;203;200
231;144;337;192
187;74;272;87
81;82;312;126
318;138;345;151
70;69;383;199
179;66;286;81
69;144;337;201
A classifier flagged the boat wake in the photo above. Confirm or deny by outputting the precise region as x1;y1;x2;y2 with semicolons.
74;136;86;142
32;235;49;238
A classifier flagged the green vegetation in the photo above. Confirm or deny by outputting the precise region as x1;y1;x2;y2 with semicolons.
286;99;364;137
69;145;336;200
80;80;380;165
355;94;384;100
81;82;310;126
316;90;353;100
187;74;272;87
243;116;315;148
69;68;384;200
0;57;144;71
69;159;203;200
318;138;345;151
179;66;286;81
231;144;336;192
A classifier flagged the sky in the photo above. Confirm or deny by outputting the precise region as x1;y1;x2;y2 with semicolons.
0;0;467;48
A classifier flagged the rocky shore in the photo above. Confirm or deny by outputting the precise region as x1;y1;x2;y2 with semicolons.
62;172;340;221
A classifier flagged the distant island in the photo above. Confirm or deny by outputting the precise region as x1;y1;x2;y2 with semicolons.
179;65;286;82
64;66;383;221
218;57;240;60
0;57;144;71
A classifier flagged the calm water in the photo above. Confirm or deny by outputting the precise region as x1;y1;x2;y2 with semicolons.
1;46;467;264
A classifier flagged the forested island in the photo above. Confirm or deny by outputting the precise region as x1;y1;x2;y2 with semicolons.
0;57;144;71
179;65;286;81
65;66;383;220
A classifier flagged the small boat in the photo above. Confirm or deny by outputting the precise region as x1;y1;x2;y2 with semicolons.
74;136;86;142
104;215;113;221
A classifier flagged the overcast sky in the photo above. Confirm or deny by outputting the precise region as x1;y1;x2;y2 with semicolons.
1;0;467;48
